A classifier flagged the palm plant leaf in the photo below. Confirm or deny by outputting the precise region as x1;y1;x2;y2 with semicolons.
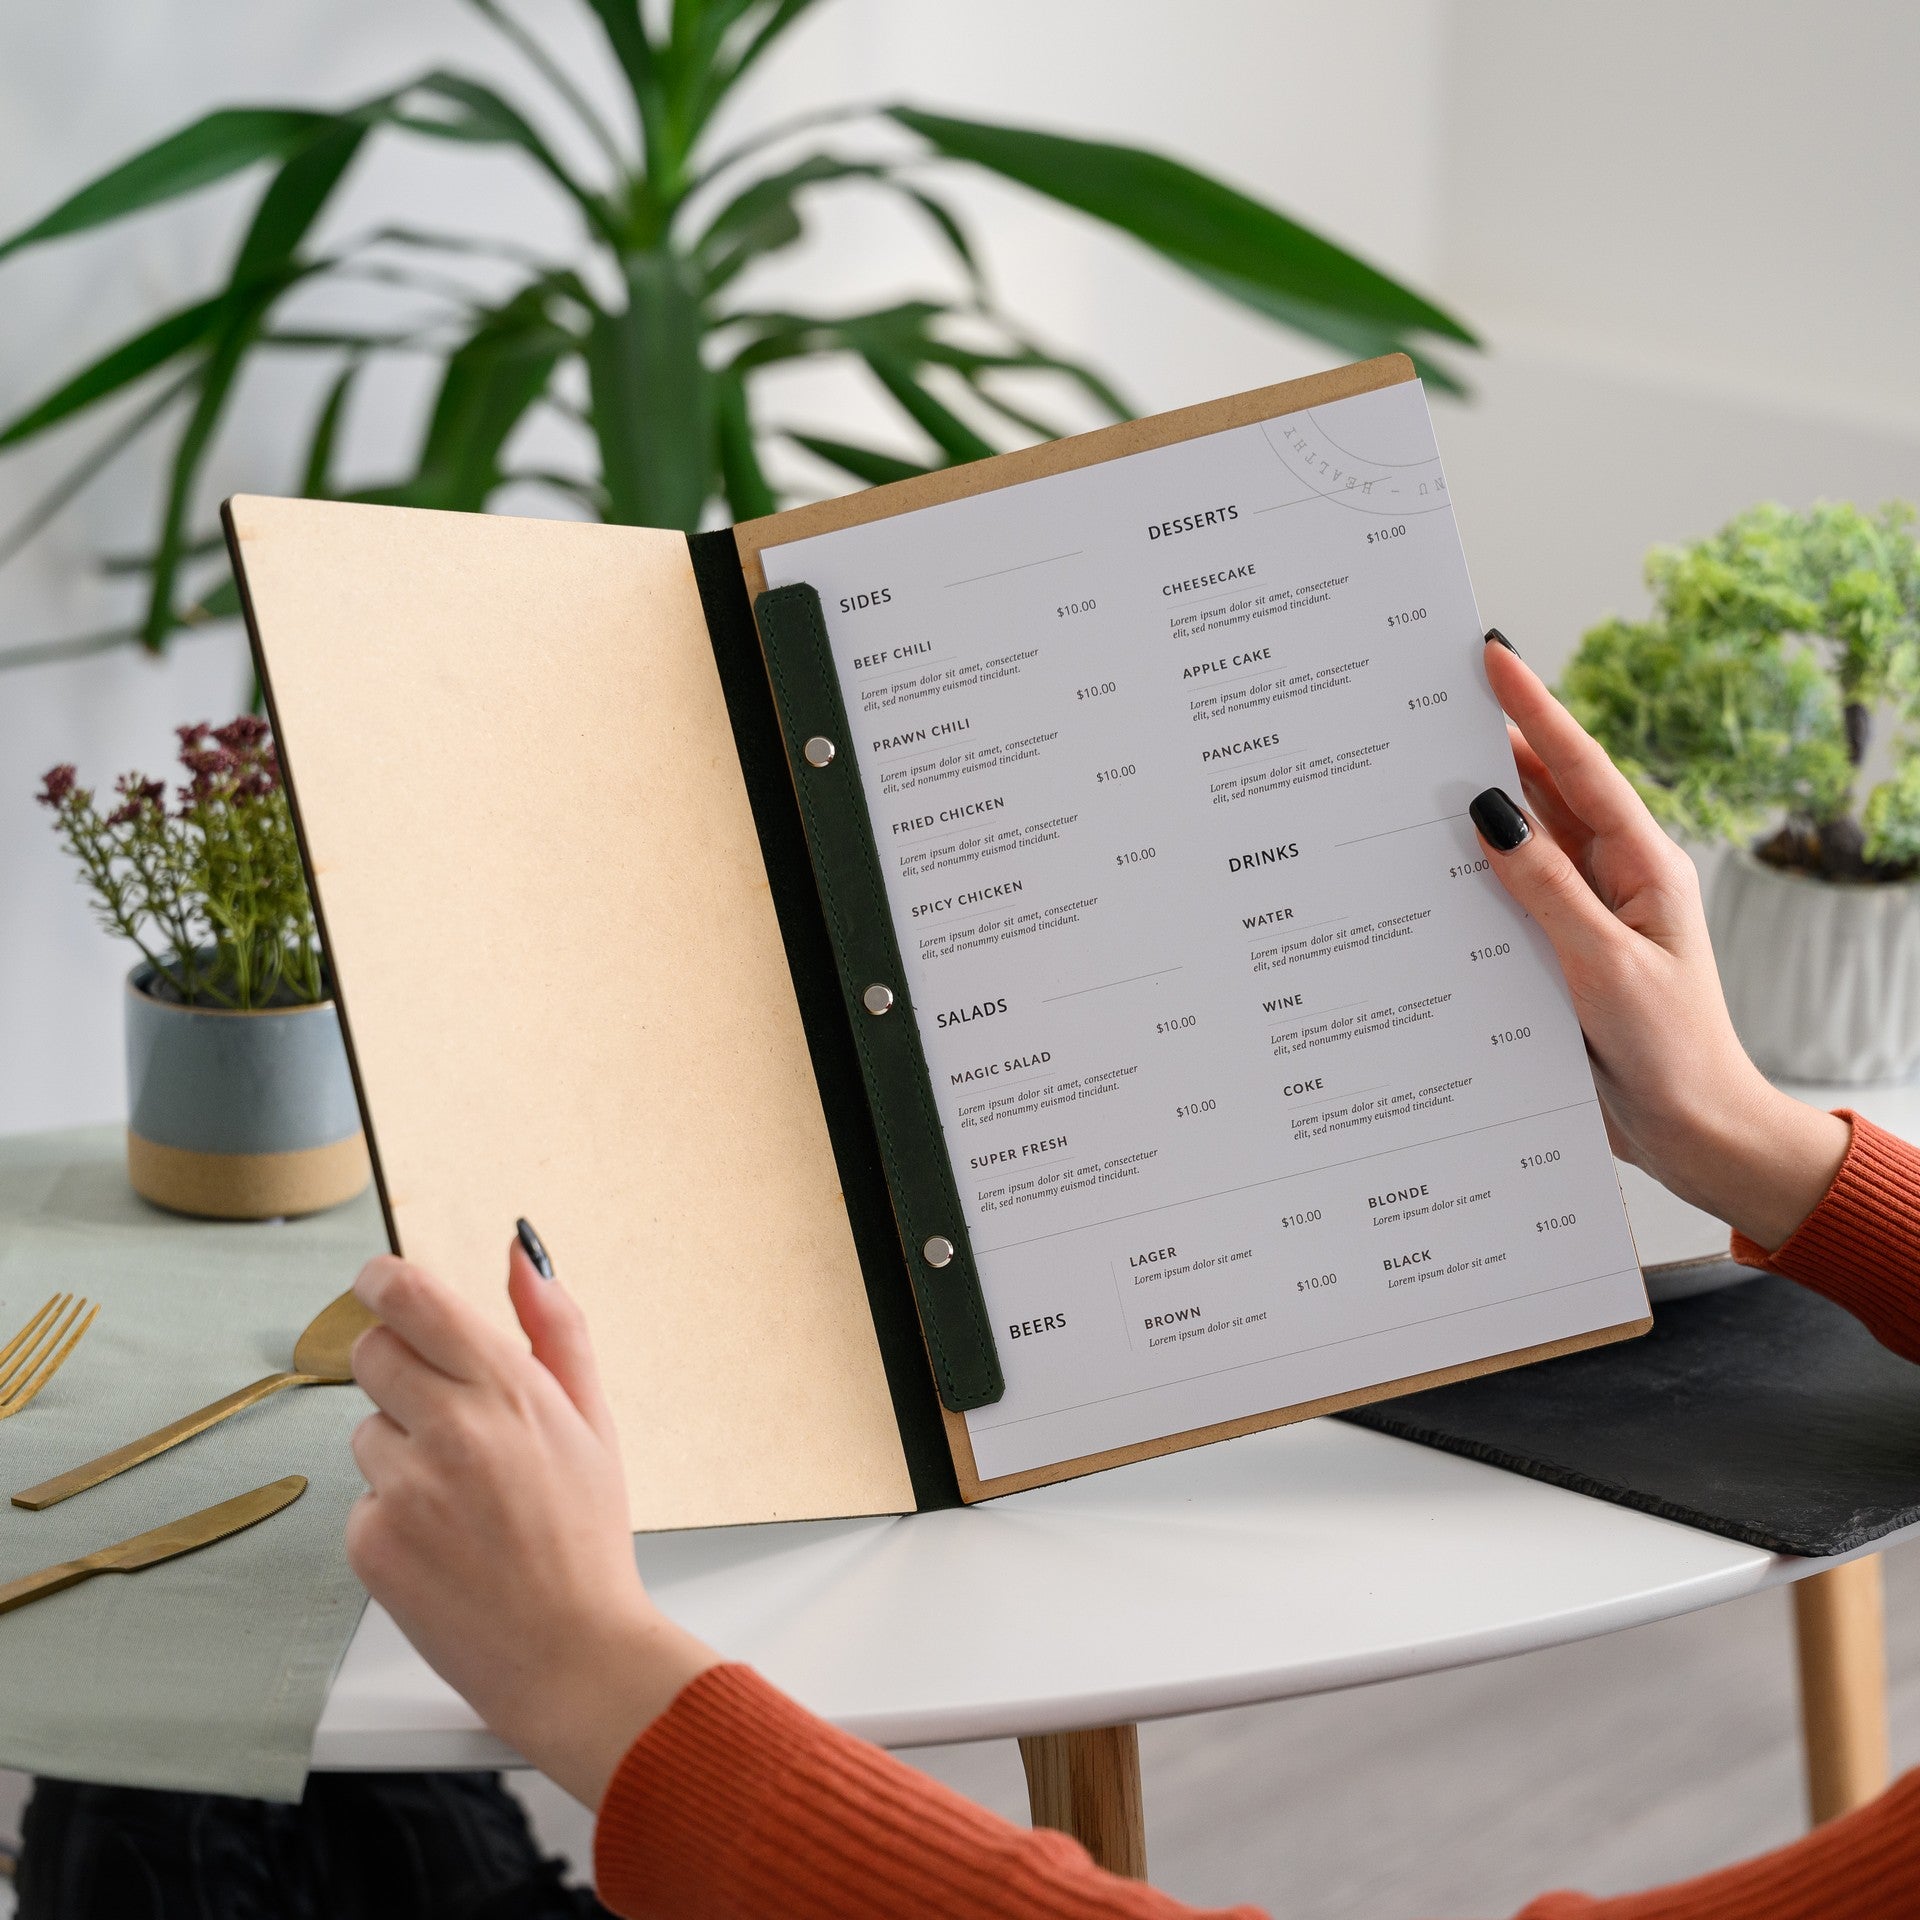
0;294;230;449
353;281;576;511
0;0;1479;672
586;253;713;528
788;432;930;489
889;107;1478;352
0;109;335;264
715;368;777;518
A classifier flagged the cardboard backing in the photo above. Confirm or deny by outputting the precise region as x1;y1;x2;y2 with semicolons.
732;352;1650;1503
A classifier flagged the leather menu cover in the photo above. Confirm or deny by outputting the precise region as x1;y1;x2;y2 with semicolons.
1344;1267;1920;1558
225;496;917;1530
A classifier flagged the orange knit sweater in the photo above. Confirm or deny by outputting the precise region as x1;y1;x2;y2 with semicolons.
594;1112;1920;1920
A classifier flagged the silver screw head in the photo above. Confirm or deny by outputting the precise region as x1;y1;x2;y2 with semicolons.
922;1235;955;1269
862;983;895;1016
804;736;836;768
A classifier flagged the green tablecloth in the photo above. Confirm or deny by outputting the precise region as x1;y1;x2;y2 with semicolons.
0;1126;382;1801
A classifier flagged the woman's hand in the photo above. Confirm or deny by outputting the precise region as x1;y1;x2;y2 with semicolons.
1475;635;1849;1251
346;1234;719;1808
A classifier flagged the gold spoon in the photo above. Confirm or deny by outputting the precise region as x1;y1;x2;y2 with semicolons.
12;1290;375;1511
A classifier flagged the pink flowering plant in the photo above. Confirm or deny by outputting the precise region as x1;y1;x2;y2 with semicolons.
37;718;322;1009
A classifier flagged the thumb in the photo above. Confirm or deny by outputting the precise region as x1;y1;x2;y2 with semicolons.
1469;785;1624;975
506;1226;619;1446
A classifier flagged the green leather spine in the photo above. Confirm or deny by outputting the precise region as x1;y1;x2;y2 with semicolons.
752;581;1005;1412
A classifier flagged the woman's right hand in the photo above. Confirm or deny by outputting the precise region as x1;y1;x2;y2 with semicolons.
346;1236;720;1809
1474;635;1849;1251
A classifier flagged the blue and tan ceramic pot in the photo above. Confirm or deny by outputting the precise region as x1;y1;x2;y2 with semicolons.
123;962;370;1219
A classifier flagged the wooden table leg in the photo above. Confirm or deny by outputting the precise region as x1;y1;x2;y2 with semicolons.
1793;1554;1890;1824
1020;1724;1148;1879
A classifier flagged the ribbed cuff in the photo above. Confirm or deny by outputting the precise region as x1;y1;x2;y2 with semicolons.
1731;1112;1920;1363
591;1664;1257;1920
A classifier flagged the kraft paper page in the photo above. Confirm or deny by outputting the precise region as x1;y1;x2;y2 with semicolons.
229;497;914;1530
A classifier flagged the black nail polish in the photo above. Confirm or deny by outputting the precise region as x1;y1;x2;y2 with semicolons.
1485;628;1521;657
1470;786;1531;852
515;1217;554;1280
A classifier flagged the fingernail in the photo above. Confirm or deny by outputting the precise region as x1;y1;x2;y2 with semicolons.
1470;786;1531;852
515;1218;554;1280
1485;628;1521;657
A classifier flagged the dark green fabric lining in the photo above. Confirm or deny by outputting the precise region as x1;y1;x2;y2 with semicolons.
751;581;1005;1412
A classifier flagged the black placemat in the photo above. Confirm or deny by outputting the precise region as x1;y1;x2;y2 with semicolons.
1340;1266;1920;1557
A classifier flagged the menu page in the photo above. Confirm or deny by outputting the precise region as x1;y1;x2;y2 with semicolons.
757;379;1646;1482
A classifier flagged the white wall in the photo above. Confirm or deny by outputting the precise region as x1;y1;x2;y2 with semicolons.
1438;1;1920;672
6;0;1920;1132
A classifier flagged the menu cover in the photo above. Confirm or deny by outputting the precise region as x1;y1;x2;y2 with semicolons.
226;352;1649;1530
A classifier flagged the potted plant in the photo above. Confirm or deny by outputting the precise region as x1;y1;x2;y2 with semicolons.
0;0;1474;670
1563;500;1920;1082
37;719;368;1218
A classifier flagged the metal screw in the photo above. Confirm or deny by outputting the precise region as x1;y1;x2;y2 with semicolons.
804;736;836;768
922;1235;955;1269
862;983;895;1016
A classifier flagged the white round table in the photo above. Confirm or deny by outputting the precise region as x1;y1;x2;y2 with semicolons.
317;1080;1920;1870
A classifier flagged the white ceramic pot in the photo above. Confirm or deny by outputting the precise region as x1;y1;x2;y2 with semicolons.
1707;848;1920;1083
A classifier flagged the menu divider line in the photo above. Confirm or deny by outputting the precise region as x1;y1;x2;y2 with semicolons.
1041;966;1183;1004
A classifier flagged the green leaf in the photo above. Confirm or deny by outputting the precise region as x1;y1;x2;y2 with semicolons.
0;108;333;265
384;71;617;241
584;250;714;529
958;381;1076;447
354;283;573;512
140;121;369;651
0;623;146;673
895;183;985;297
579;0;656;102
300;359;362;498
0;367;199;567
704;1;823;106
0;292;229;449
715;371;776;519
1179;260;1469;396
692;151;856;283
788;432;930;489
860;351;996;464
903;332;1131;421
232;119;368;283
462;0;629;177
890;106;1478;348
183;572;241;623
693;157;985;298
503;467;609;515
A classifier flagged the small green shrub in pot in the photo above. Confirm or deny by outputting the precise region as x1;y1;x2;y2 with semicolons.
1563;501;1920;1081
38;719;369;1216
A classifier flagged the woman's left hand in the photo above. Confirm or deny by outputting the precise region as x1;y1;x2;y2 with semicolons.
346;1236;719;1808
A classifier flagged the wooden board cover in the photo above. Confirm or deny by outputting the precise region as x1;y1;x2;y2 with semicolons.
228;499;915;1530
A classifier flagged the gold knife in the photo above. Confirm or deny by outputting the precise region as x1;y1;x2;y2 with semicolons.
0;1474;306;1617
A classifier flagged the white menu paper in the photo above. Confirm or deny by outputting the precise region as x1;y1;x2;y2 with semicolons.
758;379;1646;1480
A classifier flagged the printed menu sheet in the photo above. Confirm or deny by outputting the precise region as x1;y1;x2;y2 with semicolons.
758;379;1645;1480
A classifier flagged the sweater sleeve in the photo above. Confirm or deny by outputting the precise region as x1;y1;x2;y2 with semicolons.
591;1663;1261;1920
1511;1768;1920;1919
593;1665;1920;1920
1730;1111;1920;1361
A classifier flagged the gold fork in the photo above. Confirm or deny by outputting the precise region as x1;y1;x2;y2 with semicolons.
0;1295;99;1422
